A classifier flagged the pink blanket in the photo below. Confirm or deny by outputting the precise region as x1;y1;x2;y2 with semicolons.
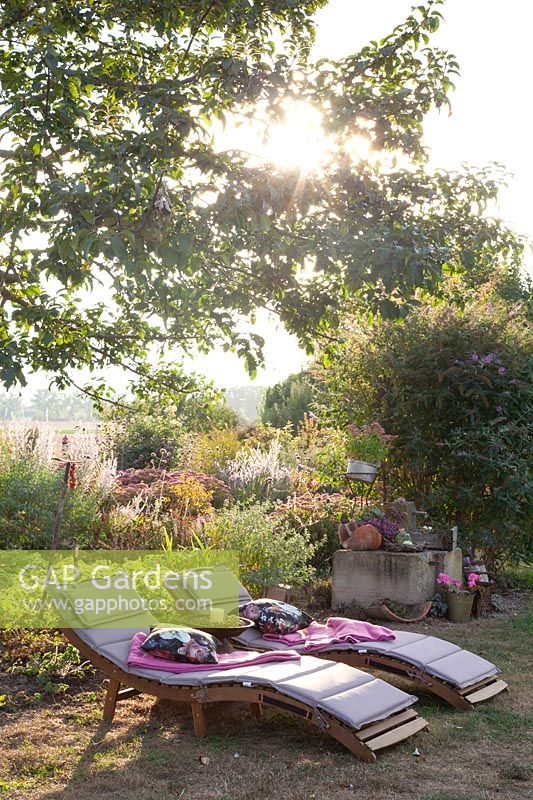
263;617;395;652
127;631;301;673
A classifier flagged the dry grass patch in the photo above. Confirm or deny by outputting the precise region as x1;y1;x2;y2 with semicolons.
1;595;531;800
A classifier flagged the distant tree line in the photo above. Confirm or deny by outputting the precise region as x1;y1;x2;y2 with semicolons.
0;389;95;421
0;384;268;424
260;372;315;433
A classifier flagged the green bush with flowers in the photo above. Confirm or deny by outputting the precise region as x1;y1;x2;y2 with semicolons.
317;290;533;568
272;492;354;573
202;503;316;595
346;422;396;463
111;413;185;470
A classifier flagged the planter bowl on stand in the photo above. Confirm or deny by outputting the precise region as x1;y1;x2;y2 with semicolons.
346;460;377;483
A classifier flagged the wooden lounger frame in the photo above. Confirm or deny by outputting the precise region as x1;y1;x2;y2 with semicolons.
62;629;428;763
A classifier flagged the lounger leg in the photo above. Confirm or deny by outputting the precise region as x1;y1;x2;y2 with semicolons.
191;701;207;737
249;702;262;720
103;678;120;722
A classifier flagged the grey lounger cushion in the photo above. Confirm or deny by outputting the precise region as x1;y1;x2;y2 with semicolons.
233;627;498;690
73;626;418;730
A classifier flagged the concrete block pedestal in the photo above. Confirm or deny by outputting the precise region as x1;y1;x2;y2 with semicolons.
332;548;462;610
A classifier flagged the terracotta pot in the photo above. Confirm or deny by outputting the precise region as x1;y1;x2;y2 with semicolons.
339;522;382;551
447;592;474;623
365;601;432;624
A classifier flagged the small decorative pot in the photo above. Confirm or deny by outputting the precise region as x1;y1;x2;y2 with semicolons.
346;459;377;483
446;592;474;623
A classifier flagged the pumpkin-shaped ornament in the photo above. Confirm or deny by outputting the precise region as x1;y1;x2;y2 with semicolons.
338;522;382;551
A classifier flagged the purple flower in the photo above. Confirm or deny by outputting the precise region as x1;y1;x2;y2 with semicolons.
361;516;400;542
495;405;503;413
471;353;479;362
487;302;493;315
436;442;446;447
498;367;506;374
456;451;467;457
482;354;494;364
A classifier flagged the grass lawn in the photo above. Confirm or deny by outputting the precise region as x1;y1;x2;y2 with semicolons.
0;593;531;800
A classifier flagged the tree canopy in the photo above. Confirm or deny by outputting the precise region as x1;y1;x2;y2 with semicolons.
0;0;525;401
261;371;315;432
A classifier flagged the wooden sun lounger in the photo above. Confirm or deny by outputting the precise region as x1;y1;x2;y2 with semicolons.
182;567;508;711
62;626;428;763
234;625;509;710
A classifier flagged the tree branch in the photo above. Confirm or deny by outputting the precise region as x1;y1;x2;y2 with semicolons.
179;2;216;66
0;287;30;309
67;378;134;411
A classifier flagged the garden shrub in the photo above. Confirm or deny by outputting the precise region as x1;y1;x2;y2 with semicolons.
317;293;533;568
261;371;316;433
203;403;241;431
0;456;102;549
97;496;169;549
175;471;232;508
111;413;185;470
218;439;291;504
272;492;354;573
113;468;231;508
239;423;297;458
164;476;215;544
298;422;348;492
185;427;242;475
226;418;353;497
203;503;315;595
166;477;213;517
103;470;231;549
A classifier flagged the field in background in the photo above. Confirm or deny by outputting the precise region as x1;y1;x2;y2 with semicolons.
11;420;98;434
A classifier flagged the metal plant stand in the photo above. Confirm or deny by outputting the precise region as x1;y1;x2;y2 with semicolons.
345;470;379;511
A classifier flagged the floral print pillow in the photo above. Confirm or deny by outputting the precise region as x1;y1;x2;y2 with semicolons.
239;599;313;635
140;626;219;664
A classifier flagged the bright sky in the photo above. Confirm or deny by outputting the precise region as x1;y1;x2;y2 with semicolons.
192;0;533;390
14;0;532;398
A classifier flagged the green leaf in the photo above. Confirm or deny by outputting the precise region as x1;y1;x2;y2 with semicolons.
110;234;127;261
80;209;95;225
